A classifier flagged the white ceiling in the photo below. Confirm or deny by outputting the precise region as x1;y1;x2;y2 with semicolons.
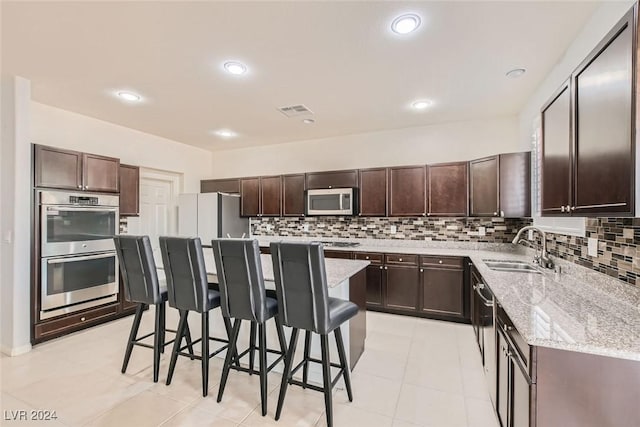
3;1;600;152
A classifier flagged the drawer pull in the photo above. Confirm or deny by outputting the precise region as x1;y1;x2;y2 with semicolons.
365;256;370;260
379;266;383;270
80;317;86;322
399;258;403;262
438;260;443;264
384;266;388;270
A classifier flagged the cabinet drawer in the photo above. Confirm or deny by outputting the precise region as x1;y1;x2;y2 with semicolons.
420;256;464;269
385;253;418;266
35;303;119;340
324;250;353;259
497;304;532;374
354;252;384;265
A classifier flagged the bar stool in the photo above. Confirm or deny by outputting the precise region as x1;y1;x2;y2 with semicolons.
159;236;234;397
270;242;358;427
113;235;194;383
212;238;287;416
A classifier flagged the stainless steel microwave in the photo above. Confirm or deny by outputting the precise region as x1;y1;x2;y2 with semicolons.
305;188;358;216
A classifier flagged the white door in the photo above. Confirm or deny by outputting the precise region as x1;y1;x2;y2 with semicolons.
128;170;181;264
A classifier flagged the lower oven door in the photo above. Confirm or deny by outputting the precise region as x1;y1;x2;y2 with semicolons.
41;252;118;318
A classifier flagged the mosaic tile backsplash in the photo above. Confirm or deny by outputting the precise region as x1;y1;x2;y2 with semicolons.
252;216;640;287
251;216;532;243
544;218;640;286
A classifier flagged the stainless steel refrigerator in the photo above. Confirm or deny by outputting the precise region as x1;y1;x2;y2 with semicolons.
178;192;249;242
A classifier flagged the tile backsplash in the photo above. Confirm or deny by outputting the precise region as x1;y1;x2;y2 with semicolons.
545;218;640;286
251;216;532;243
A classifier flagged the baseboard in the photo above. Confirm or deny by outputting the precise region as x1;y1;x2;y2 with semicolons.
1;343;32;357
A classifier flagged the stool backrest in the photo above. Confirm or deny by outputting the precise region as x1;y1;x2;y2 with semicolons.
113;235;162;305
211;238;269;322
159;236;209;313
270;241;329;333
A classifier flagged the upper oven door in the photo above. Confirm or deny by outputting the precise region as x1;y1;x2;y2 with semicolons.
306;188;355;216
41;205;119;257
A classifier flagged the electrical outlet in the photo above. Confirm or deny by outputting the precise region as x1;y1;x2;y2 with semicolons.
265;224;272;231
478;227;486;236
528;229;534;240
303;224;309;232
390;225;397;234
361;226;367;231
588;238;598;257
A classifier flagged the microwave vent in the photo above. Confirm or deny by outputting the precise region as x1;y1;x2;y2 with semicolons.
277;104;313;118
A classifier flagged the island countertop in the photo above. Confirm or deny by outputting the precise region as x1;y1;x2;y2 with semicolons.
201;251;369;288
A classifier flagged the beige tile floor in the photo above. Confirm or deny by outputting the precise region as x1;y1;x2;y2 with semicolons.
1;309;499;427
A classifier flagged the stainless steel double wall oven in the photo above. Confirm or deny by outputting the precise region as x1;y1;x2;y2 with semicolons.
39;190;119;319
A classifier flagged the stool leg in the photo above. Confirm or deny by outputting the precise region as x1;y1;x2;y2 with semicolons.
249;321;256;375
184;321;195;360
153;303;162;382
335;326;353;402
159;302;166;354
166;310;188;386
275;328;299;421
122;304;144;374
217;319;241;403
302;330;312;388
320;334;333;427
223;316;240;368
275;315;287;357
258;322;268;416
201;311;210;397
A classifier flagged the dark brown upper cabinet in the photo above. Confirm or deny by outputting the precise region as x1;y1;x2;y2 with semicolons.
282;174;305;216
119;164;139;216
470;153;531;218
306;169;358;189
541;81;572;215
470;156;499;216
388;165;426;216
260;175;282;216
241;176;282;217
201;178;240;194
499;152;531;218
240;177;260;217
573;8;634;216
34;145;83;190
358;168;387;216
82;153;119;193
427;162;468;216
34;144;119;193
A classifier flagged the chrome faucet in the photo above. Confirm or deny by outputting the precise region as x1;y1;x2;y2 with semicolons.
512;226;554;269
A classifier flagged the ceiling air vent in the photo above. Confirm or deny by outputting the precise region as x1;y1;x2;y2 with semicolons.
277;104;314;118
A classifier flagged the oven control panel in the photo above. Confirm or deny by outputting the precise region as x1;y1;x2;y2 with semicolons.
69;196;99;205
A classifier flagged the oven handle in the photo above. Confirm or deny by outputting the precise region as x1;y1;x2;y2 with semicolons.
47;252;116;264
45;206;119;214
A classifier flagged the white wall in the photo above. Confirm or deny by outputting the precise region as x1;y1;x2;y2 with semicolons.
210;116;520;178
31;102;213;193
1;76;33;356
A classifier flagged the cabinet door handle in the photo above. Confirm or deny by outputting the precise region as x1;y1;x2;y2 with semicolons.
420;268;423;273
566;204;571;212
571;206;576;211
500;210;504;217
561;206;565;212
493;212;497;216
77;185;82;189
379;266;383;270
384;266;388;270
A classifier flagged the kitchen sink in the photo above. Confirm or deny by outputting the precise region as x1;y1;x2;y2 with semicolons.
482;259;542;274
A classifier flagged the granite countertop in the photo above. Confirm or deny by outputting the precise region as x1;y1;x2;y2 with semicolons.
200;250;369;289
258;235;640;361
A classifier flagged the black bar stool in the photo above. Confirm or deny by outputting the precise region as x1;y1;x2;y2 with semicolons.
270;241;358;427
212;238;287;416
113;235;194;383
159;236;234;397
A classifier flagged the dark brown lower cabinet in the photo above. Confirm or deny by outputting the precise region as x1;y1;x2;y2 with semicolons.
419;258;465;319
497;325;532;427
364;265;384;307
385;265;419;312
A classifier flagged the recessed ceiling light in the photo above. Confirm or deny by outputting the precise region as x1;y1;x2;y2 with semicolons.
117;91;141;102
223;61;247;75
506;68;526;79
391;14;421;34
412;100;433;110
302;118;315;124
212;129;237;138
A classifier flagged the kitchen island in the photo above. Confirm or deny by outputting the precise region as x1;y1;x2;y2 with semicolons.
201;250;370;377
